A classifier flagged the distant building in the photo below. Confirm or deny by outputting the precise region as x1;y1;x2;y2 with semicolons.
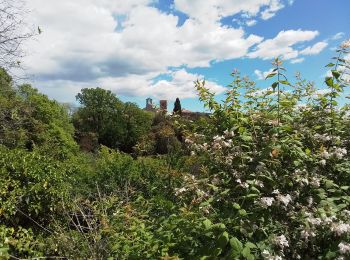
159;100;167;111
143;98;209;119
144;98;156;112
182;109;210;120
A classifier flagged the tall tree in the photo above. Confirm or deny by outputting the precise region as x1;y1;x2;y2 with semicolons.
173;97;182;115
0;0;36;71
74;88;152;152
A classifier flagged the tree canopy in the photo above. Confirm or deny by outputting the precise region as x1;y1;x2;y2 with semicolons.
73;87;153;152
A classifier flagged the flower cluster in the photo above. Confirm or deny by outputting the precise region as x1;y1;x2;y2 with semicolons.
273;234;289;250
320;147;347;160
338;242;350;255
340;39;350;49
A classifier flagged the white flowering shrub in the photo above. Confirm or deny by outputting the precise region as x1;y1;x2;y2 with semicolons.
175;41;350;259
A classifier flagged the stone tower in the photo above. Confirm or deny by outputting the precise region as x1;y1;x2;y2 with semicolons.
159;100;167;111
145;98;153;110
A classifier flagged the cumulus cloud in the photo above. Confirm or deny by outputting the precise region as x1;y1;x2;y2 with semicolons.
24;1;263;79
20;0;294;101
33;69;226;103
246;20;257;26
254;69;274;80
261;0;285;20
300;41;328;55
249;29;319;60
290;57;305;64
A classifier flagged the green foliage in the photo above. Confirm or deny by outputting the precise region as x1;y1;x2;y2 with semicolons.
0;75;78;159
180;44;350;259
0;146;72;224
1;43;350;259
135;111;182;155
74;87;152;152
173;97;182;115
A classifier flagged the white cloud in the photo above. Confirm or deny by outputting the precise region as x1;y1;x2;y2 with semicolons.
33;69;226;102
331;32;345;41
246;20;257;26
254;69;274;80
174;0;275;22
249;29;319;60
24;1;263;76
261;0;285;20
20;0;292;101
250;86;276;97
290;58;305;64
300;41;328;55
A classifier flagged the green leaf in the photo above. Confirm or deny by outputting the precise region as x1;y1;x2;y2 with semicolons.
331;70;341;79
203;219;212;230
265;73;277;79
232;203;241;210
279;80;291;86
245;242;257;249
325;77;334;87
271;82;278;91
239;209;247;216
212;248;222;256
230;237;243;254
217;231;229;249
325;63;335;67
242;246;254;260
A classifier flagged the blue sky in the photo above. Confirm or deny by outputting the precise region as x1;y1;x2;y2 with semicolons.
22;0;349;111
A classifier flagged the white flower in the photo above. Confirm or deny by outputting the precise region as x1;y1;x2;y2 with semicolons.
185;138;193;144
261;249;271;258
274;234;289;249
253;180;264;188
340;39;350;49
315;133;332;142
277;194;292;206
174;187;187;196
310;177;320;187
224;129;235;137
338;242;350;254
260;197;275;208
334;147;347;159
300;230;316;240
240;182;249;189
213;135;224;142
331;222;350;236
222;140;232;148
308;217;322;226
307;197;313;206
323;215;337;225
321;150;331;159
319;159;326;166
272;189;280;195
342;210;350;217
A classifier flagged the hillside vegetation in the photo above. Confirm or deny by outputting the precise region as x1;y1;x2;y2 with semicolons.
0;43;350;259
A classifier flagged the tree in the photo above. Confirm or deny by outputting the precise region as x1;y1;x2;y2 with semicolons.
121;102;153;153
173;97;182;115
74;88;153;152
0;70;78;158
0;0;36;71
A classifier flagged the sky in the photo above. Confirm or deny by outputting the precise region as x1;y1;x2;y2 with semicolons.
20;0;350;111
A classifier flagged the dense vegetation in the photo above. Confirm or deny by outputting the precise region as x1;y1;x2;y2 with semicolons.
0;42;350;259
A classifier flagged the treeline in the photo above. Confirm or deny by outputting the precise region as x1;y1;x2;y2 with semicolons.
0;68;185;158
